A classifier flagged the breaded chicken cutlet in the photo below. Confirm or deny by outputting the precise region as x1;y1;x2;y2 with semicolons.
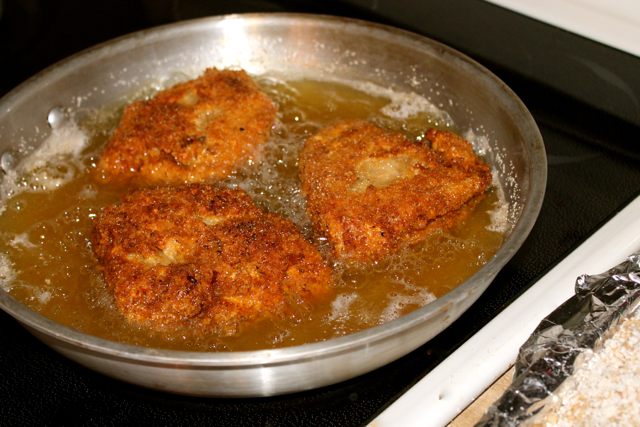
91;184;333;334
97;68;277;185
299;120;492;264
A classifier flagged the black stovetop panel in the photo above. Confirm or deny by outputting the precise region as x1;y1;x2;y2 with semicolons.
2;1;640;426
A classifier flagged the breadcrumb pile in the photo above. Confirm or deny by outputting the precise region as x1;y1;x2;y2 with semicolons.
532;308;640;427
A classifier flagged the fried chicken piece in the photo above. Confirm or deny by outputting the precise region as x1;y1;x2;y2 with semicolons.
91;184;332;334
97;68;277;185
299;120;492;264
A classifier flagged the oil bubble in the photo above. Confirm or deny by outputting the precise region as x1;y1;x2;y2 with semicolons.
47;107;68;129
1;151;19;173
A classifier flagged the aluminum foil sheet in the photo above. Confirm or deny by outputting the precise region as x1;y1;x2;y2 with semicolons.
475;253;640;427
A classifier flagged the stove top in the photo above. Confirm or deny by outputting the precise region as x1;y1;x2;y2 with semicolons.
2;1;640;426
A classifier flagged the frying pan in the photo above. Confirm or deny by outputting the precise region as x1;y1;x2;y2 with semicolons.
0;13;546;397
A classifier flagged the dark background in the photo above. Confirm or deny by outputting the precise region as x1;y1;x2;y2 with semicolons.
2;1;640;426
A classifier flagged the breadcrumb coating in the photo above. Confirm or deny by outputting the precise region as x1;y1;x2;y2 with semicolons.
97;68;277;184
299;120;492;263
91;184;333;335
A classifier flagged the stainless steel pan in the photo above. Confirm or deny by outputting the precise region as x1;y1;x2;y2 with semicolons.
0;13;546;397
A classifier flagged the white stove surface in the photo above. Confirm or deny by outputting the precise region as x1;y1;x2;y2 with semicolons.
484;0;640;58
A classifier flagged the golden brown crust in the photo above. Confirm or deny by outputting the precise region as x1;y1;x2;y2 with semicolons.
299;120;492;264
97;68;277;185
91;184;332;334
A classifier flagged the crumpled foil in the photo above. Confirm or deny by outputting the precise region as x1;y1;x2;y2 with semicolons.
475;253;640;427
